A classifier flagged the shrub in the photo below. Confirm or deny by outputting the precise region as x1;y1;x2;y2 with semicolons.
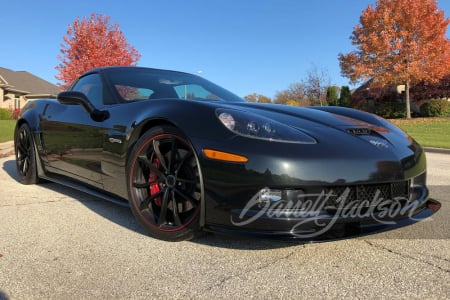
0;108;12;120
339;86;352;107
420;99;450;117
285;100;300;106
11;108;20;120
374;101;406;119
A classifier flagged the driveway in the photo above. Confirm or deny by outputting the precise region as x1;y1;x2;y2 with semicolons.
0;152;448;299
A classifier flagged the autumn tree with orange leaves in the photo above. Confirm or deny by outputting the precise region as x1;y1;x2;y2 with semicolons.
56;13;141;89
339;0;450;118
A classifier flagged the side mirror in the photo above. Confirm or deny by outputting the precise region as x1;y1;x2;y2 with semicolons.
57;91;109;122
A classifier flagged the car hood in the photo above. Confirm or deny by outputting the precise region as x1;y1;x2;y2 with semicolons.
224;102;387;129
217;102;421;161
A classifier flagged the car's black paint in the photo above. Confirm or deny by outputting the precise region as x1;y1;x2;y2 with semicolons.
15;66;440;241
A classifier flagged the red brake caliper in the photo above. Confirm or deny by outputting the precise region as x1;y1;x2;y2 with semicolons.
149;158;162;206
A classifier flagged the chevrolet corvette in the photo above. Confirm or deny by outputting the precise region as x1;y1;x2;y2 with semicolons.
14;66;440;241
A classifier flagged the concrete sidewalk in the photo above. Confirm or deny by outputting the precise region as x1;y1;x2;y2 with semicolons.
0;140;14;158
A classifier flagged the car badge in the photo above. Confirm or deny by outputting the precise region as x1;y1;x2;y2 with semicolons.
347;128;370;135
369;140;389;148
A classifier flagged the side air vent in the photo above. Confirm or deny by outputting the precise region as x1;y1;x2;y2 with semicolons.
346;128;371;135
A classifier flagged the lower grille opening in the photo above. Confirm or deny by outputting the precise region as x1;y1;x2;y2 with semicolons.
320;181;410;213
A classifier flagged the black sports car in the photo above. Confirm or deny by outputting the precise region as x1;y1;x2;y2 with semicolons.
14;66;440;241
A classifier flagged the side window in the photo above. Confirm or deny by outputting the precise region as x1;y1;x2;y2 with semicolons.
71;74;103;107
115;85;154;101
174;84;221;100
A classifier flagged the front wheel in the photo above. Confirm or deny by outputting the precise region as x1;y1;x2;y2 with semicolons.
126;126;203;241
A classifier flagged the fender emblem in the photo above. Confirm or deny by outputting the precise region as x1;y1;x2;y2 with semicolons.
108;138;122;144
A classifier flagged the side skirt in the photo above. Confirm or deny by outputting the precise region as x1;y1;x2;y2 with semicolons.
40;173;130;207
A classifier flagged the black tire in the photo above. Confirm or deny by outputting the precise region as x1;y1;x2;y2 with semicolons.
126;125;203;241
14;123;39;185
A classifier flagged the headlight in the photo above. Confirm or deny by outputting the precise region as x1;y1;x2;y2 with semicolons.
216;109;316;144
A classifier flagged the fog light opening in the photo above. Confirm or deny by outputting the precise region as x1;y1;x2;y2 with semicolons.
257;188;283;208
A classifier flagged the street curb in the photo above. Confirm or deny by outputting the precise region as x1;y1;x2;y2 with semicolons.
424;147;450;155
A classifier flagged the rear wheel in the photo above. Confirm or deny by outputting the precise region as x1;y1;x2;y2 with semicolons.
126;126;203;241
14;123;39;184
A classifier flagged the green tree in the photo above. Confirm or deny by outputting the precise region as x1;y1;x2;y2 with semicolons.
339;86;351;107
326;86;340;106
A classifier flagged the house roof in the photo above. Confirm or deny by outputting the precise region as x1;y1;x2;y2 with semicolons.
0;67;60;96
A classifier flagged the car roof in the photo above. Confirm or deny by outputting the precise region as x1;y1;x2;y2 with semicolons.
80;66;190;77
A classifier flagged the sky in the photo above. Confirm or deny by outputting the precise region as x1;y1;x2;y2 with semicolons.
2;0;450;99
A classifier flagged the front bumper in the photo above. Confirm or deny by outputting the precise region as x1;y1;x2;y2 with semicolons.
205;197;441;241
201;161;439;240
192;133;437;240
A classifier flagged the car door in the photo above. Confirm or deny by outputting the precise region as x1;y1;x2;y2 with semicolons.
40;73;107;188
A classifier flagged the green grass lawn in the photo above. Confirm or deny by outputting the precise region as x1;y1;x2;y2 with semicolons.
0;120;16;143
389;117;450;149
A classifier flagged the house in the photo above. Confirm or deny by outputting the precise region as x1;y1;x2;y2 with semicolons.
351;79;422;115
352;77;450;112
0;67;60;110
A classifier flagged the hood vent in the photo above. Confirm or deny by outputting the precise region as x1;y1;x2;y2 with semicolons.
346;128;371;135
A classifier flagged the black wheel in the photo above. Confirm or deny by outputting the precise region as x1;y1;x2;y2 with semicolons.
126;126;203;241
14;123;39;184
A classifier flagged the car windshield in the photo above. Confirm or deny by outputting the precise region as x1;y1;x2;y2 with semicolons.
105;68;245;103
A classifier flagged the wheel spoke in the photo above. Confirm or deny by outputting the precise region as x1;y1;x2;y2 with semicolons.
174;188;199;207
21;130;30;149
133;181;151;188
18;159;24;172
153;140;168;172
171;190;182;226
133;176;160;188
17;150;23;161
138;155;165;180
175;151;194;174
157;189;170;226
18;143;27;155
140;189;165;210
20;130;26;144
22;158;29;174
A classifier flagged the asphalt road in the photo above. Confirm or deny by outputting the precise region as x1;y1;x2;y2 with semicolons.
0;152;449;299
